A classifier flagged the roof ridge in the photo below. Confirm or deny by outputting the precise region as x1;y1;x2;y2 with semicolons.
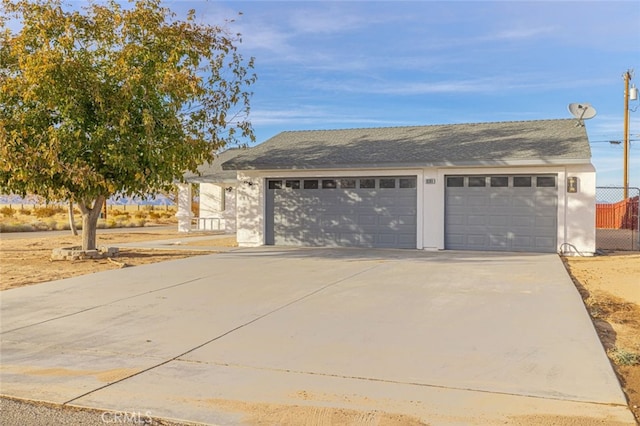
277;118;575;134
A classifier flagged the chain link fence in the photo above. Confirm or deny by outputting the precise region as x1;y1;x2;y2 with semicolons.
596;186;639;251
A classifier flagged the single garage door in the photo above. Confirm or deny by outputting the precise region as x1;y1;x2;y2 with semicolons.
445;175;558;252
266;176;417;248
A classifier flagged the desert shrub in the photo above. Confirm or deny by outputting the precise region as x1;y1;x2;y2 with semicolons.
0;223;35;232
53;222;71;231
19;207;32;216
609;347;640;366
0;206;16;217
134;210;147;219
148;211;161;220
135;219;147;227
33;205;65;218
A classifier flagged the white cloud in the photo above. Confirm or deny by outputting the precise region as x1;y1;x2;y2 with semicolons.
288;7;370;35
249;106;403;127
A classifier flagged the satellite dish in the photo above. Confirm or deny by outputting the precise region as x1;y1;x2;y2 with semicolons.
568;103;597;126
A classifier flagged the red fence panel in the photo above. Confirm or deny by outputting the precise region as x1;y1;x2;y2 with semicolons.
596;196;639;230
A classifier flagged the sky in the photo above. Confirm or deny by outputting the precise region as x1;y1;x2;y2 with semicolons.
166;0;640;188
4;0;640;189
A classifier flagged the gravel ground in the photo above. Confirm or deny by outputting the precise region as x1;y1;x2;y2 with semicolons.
0;397;201;426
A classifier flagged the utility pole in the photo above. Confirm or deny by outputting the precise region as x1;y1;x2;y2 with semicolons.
623;70;632;199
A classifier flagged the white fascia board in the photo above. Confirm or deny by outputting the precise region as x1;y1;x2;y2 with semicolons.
249;168;424;178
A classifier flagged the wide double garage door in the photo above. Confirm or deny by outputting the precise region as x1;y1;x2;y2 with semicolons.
266;176;417;248
445;174;558;253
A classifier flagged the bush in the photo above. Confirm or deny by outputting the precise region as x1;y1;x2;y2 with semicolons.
0;206;16;217
0;222;34;232
19;208;31;216
33;205;65;218
134;211;147;219
609;347;640;366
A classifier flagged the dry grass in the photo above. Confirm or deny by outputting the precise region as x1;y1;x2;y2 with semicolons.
0;228;234;291
0;204;178;232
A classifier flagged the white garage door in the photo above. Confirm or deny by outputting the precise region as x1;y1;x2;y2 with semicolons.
445;175;558;252
266;176;417;248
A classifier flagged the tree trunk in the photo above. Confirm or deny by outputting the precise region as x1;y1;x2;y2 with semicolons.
68;200;78;236
77;195;106;251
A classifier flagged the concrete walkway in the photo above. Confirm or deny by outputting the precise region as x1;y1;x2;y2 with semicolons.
0;248;635;425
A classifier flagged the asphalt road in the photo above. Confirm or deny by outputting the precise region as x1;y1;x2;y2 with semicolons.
0;397;195;426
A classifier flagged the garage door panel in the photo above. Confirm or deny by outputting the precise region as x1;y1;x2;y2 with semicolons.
535;216;555;228
512;197;535;208
512;236;533;249
446;174;557;253
446;234;465;246
489;235;509;249
466;215;486;226
467;195;488;206
511;216;533;227
466;234;488;247
399;215;416;225
447;195;465;206
535;197;557;208
535;236;555;249
446;215;465;226
489;196;511;207
268;177;417;248
489;215;509;226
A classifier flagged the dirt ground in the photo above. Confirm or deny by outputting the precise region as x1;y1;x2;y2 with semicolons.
0;230;639;424
563;253;640;423
0;228;235;291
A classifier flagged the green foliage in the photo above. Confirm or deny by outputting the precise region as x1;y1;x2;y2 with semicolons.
0;0;255;248
609;347;640;366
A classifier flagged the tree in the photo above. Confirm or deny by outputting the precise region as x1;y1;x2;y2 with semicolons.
0;0;255;250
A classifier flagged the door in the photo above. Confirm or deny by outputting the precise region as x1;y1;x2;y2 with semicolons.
445;175;557;252
266;176;417;248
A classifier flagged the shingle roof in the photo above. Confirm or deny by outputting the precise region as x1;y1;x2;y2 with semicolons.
222;119;591;170
184;147;248;183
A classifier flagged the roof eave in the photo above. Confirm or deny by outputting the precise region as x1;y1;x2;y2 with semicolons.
223;157;592;171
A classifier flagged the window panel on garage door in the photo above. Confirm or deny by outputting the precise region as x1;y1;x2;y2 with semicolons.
445;175;557;252
266;177;417;248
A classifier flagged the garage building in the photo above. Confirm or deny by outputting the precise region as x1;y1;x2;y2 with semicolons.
182;119;596;255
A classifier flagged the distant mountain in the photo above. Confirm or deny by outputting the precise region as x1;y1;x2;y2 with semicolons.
0;194;175;205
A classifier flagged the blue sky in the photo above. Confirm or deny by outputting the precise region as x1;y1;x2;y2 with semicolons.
169;0;640;188
4;1;639;189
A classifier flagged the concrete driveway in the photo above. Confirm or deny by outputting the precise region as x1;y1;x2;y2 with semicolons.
0;248;634;425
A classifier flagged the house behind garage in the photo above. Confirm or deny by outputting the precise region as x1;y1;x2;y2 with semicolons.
182;118;596;255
